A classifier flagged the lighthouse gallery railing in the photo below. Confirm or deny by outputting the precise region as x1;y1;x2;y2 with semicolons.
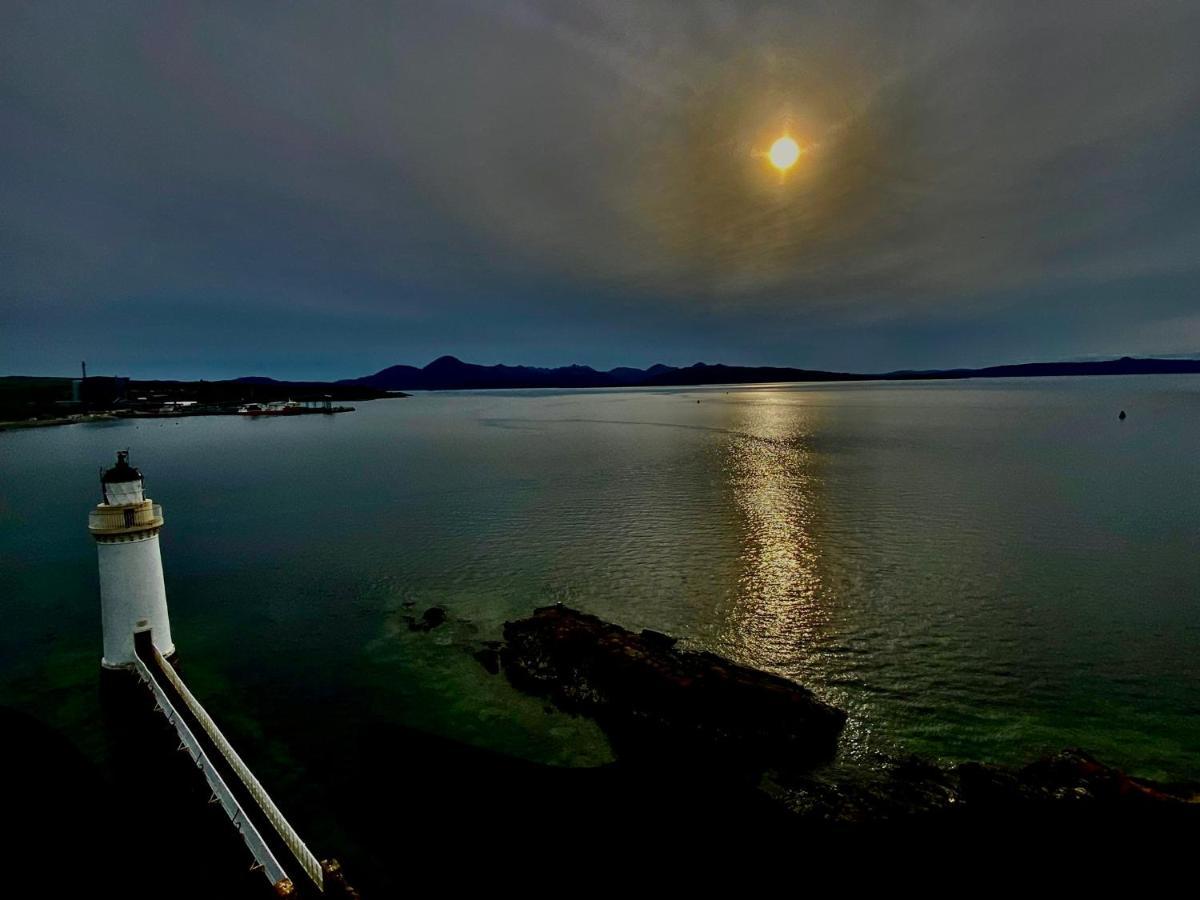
88;503;164;532
149;644;325;891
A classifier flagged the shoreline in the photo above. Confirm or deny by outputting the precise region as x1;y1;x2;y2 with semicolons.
0;375;406;430
0;412;120;431
0;400;408;432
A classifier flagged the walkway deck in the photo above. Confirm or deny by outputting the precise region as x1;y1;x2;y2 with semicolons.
132;630;325;896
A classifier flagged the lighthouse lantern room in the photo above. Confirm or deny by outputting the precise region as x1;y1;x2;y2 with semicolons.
88;450;174;668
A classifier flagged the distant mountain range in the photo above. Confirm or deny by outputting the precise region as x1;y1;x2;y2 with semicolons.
329;355;1200;391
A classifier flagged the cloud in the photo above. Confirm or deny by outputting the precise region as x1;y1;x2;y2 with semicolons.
324;1;1199;314
2;1;1200;374
456;1;1200;313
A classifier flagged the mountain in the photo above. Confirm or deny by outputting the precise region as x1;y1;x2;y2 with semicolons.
642;362;867;386
915;356;1200;379
339;355;1200;391
341;355;683;390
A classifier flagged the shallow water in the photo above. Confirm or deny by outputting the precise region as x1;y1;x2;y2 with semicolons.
2;377;1198;837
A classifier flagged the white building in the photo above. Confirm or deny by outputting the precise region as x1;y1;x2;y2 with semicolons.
88;451;175;668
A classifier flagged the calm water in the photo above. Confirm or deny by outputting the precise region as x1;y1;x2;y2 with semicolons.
2;377;1199;836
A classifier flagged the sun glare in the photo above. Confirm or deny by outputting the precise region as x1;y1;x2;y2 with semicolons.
768;135;801;172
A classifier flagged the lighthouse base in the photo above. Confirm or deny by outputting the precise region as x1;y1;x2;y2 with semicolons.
101;644;176;671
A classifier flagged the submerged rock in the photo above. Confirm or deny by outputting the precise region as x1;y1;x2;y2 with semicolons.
407;606;448;632
497;605;846;766
473;641;502;675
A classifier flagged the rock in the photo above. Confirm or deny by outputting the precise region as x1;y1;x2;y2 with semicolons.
498;605;846;767
639;628;678;651
773;754;960;826
473;644;501;675
773;748;1200;831
320;858;360;899
482;607;1199;832
407;606;447;632
999;748;1190;806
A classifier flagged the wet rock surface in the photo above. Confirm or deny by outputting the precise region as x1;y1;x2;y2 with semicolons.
774;749;1200;831
496;605;847;766
485;606;1199;831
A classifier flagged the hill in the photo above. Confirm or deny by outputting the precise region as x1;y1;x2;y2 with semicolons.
340;355;1200;391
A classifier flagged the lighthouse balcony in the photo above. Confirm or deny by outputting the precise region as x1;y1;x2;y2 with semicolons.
89;501;164;534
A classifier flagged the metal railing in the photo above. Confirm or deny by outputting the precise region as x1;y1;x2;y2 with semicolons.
132;652;292;891
88;503;164;533
150;645;325;892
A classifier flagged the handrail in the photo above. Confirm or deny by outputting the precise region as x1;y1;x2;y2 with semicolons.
149;645;325;892
131;653;292;891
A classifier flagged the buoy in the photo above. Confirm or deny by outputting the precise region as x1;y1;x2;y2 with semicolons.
1119;410;1127;420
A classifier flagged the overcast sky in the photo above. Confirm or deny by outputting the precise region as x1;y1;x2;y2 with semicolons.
3;1;1199;379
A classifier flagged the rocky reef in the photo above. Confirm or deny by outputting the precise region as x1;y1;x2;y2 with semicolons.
497;605;846;766
403;605;447;632
771;749;1198;832
482;606;1199;832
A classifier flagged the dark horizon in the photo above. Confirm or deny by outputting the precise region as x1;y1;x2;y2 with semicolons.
9;350;1200;389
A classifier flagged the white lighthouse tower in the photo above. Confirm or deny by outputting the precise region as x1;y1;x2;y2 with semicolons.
89;450;175;668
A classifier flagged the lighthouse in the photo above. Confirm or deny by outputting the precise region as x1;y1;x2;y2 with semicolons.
88;450;174;668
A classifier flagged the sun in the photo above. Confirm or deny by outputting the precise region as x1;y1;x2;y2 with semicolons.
768;135;801;172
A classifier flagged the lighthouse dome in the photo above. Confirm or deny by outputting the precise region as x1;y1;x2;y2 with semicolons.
101;450;145;505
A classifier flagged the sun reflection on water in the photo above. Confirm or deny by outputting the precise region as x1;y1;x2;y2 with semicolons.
721;396;831;672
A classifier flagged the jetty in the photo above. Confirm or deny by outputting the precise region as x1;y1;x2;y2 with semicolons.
131;631;327;895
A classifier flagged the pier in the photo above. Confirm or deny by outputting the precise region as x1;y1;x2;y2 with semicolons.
131;631;326;896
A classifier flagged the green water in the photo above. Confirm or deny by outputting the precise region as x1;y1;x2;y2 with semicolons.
2;378;1198;827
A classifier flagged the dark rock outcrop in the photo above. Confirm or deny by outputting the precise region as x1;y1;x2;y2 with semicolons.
406;606;447;632
481;606;1198;832
320;859;361;899
773;749;1200;831
497;605;846;767
957;748;1197;810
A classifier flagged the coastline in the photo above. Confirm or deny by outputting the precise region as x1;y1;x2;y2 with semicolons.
0;374;405;431
0;407;368;432
0;412;120;432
